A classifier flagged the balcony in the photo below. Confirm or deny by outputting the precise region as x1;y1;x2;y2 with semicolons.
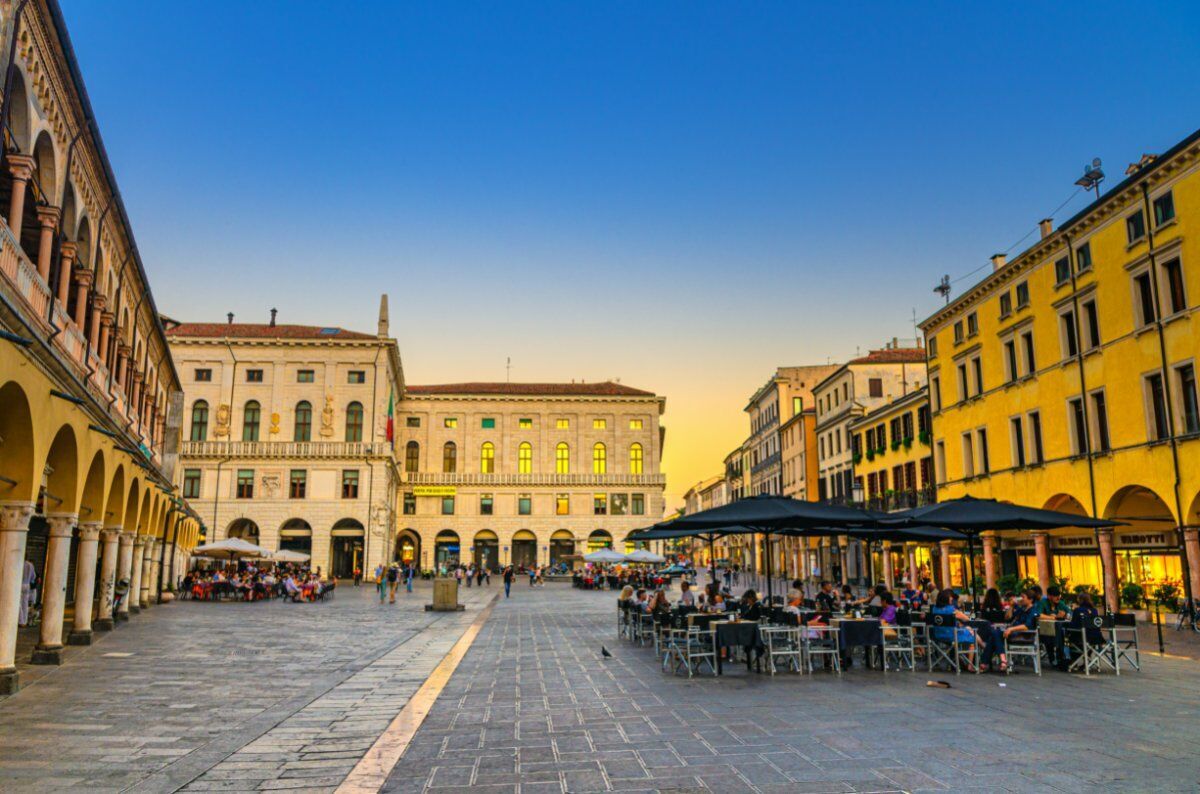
181;440;394;459
403;472;667;488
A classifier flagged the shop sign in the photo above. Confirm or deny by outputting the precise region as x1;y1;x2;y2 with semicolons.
414;486;456;497
1001;537;1036;551
1116;531;1174;549
1052;535;1097;551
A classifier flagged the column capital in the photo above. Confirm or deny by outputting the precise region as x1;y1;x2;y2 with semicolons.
1183;527;1200;538
44;513;79;538
0;501;35;532
78;522;103;542
74;265;93;287
133;535;148;549
1096;526;1114;539
100;309;115;325
60;240;78;260
36;204;61;228
1030;529;1049;538
100;526;123;540
982;533;997;547
6;153;35;181
118;529;137;542
938;539;954;548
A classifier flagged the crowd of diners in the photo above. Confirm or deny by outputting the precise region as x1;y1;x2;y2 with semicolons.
181;562;335;603
574;564;691;591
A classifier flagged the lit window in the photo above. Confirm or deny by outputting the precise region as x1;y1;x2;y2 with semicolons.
556;418;569;429
593;493;607;515
629;443;643;474
556;442;570;474
593;418;607;429
480;442;495;474
519;418;532;429
556;493;569;515
592;442;607;474
444;417;458;428
518;442;532;474
345;401;364;442
294;400;312;441
629;418;643;430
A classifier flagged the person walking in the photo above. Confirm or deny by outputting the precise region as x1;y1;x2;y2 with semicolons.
375;564;386;602
465;564;474;587
503;565;514;598
353;566;362;586
476;566;485;587
528;566;537;587
19;558;36;626
386;564;399;603
405;563;414;594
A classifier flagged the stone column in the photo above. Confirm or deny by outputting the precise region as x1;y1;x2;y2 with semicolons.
95;527;121;631
98;312;113;368
939;541;953;590
1098;529;1119;613
86;289;103;349
983;533;998;590
881;541;894;590
115;531;135;621
148;540;163;602
35;205;61;284
1032;531;1051;592
0;502;34;694
128;536;146;614
139;539;154;608
56;241;77;307
32;513;78;664
907;544;918;586
1183;528;1200;609
5;154;35;241
69;523;102;645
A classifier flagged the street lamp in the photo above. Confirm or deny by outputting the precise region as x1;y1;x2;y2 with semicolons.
851;480;865;507
1075;158;1105;200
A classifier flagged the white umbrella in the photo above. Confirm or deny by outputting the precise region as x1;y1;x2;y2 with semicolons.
190;537;272;561
624;549;666;564
270;549;311;563
583;548;625;564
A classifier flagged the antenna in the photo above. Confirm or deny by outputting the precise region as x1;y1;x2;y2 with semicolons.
934;275;951;304
505;357;512;383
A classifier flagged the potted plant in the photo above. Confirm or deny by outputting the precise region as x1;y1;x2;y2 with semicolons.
852;451;863;464
902;436;914;450
1121;582;1147;620
919;429;931;445
865;448;875;462
876;445;886;456
1152;583;1180;612
891;438;901;451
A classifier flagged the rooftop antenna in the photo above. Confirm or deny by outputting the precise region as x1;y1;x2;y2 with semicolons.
934;274;951;304
505;356;512;383
1075;157;1105;200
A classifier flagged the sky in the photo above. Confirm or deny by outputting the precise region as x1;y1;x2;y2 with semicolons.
61;1;1200;508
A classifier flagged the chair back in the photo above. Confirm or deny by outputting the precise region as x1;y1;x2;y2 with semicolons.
1112;612;1137;627
927;612;953;628
895;609;912;627
866;605;883;618
982;609;1007;624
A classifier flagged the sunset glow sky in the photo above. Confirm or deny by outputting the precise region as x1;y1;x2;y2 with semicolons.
63;1;1200;507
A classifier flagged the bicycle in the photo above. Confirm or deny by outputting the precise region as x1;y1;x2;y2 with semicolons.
1174;598;1200;633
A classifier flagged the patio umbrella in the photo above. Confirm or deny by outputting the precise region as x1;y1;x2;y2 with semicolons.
882;495;1123;607
776;524;968;589
583;548;626;564
623;548;666;564
190;537;272;561
628;523;744;588
270;549;311;563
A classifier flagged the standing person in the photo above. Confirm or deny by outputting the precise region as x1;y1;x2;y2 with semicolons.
503;565;514;598
376;564;387;603
476;565;485;587
353;566;362;587
386;564;399;603
465;564;474;587
405;563;414;594
529;566;537;587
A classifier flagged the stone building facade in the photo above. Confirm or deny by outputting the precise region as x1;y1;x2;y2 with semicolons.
396;383;667;572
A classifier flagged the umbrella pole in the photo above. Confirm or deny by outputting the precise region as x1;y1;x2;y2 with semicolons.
764;532;773;604
967;535;977;610
708;534;717;589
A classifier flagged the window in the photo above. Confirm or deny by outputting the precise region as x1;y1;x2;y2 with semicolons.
930;375;941;412
289;469;306;499
1029;411;1044;464
345;401;364;442
1021;331;1036;375
481;417;495;429
593;418;607;429
1054;256;1071;285
1162;258;1186;315
1127;209;1146;244
441;495;454;515
1090;390;1111;453
194;368;211;382
868;378;883;398
629;418;643;430
403;492;415;514
1060;309;1078;359
444;417;458;428
182;468;201;499
518;494;531;515
1004;339;1018;383
1178;364;1199;435
242;400;261;441
1134;271;1157;327
556;418;569;429
593;493;607;515
966;312;978;336
294;401;312;442
405;441;420;472
632;493;645;515
629;443;643;475
406;417;420;428
1076;242;1092;272
348;370;365;384
246;369;263;383
918;404;931;435
999;292;1012;317
556;494;569;515
1153;191;1175;227
976;428;989;475
954;321;964;344
928;336;938;357
297;369;314;383
519;417;532;429
1015;281;1030;308
611;493;628;515
1068;397;1088;455
592;442;607;474
1010;416;1026;467
480;494;493;515
957;363;968;402
556;442;570;474
342;469;360;498
518;442;532;474
935;440;946;484
961;433;975;479
1082;299;1101;350
971;355;983;396
792;397;801;415
442;441;457;473
236;469;254;499
190;400;209;441
480;442;495;474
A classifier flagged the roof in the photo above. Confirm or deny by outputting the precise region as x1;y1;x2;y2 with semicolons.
405;381;656;397
848;348;927;365
166;323;376;341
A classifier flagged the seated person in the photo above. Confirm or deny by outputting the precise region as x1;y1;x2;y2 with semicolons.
900;581;919;604
878;592;898;625
1063;591;1103;669
1037;585;1069;621
840;585;854;606
783;589;804;615
738;589;763;621
930;588;979;668
815;581;837;612
648;590;671;616
634;588;649;612
678;580;696;608
980;589;1039;672
618;585;635;606
980;587;1009;622
854;584;887;608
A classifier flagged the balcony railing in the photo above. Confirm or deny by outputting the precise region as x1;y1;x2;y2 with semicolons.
404;472;667;487
181;440;394;459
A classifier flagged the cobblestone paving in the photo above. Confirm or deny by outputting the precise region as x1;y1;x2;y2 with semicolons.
0;581;496;793
382;584;1200;794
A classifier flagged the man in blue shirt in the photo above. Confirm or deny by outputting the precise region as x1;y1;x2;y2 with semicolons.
981;590;1039;672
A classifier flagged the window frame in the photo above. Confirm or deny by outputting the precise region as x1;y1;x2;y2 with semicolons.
182;468;201;499
294;400;313;442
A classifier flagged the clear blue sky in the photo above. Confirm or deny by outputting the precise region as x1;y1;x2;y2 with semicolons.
62;1;1200;505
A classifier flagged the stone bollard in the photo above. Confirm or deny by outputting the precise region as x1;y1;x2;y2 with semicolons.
425;577;465;612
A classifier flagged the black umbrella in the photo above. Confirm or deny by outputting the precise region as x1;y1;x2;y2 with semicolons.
776;524;967;589
882;495;1123;608
628;522;743;587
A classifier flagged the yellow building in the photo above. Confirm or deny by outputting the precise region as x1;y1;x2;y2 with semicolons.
922;129;1200;609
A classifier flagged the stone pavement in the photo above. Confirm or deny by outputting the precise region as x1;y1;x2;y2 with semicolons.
0;580;497;793
382;584;1200;794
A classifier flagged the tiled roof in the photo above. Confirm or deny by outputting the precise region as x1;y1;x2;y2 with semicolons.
166;323;376;340
406;382;656;397
848;348;927;365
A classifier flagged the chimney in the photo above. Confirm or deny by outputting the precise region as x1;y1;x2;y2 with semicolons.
990;253;1007;272
227;312;234;325
892;337;899;350
269;308;277;327
1039;218;1053;239
377;293;389;337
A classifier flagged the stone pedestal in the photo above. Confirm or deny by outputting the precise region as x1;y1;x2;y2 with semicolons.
425;577;464;612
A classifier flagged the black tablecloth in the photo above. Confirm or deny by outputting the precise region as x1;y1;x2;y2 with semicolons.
836;618;883;649
716;621;762;651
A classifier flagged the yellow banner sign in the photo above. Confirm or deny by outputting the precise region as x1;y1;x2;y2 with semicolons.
413;486;457;497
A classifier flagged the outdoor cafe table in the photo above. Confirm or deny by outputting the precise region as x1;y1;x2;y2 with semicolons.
714;620;762;674
831;617;883;669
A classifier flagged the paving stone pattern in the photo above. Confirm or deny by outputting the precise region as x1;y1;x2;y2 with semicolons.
0;582;495;793
382;585;1200;794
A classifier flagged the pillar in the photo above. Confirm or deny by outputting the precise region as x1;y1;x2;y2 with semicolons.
128;536;146;614
5;154;35;241
0;502;34;694
1183;528;1200;609
115;531;135;621
98;312;113;368
139;539;154;608
86;289;103;349
56;241;77;307
95;527;121;631
881;541;894;590
69;523;102;644
31;514;77;664
35;205;61;284
983;533;998;590
1097;528;1119;614
1032;531;1051;592
839;544;849;585
907;544;918;587
939;541;952;590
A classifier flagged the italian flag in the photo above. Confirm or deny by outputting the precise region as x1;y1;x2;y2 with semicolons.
386;389;395;447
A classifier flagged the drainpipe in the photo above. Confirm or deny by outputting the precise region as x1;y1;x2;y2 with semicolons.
211;337;240;532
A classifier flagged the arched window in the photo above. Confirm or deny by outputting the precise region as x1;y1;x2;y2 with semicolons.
242;400;261;441
294;401;312;442
190;400;208;441
593;442;607;474
629;443;643;475
345;401;364;442
480;442;495;474
405;440;420;472
443;441;457;473
518;442;532;474
556;442;570;474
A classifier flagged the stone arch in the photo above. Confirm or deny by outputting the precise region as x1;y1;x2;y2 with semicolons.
0;380;37;502
1043;493;1088;517
137;492;152;534
6;67;31;153
1189;490;1200;529
79;449;107;521
587;529;613;552
227;517;260;543
1102;484;1177;526
59;181;77;240
122;476;141;530
31;129;58;204
395;529;420;565
104;464;125;525
40;424;80;514
434;529;460;569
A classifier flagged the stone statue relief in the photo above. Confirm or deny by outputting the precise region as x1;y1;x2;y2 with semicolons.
214;403;231;437
320;396;335;437
270;412;280;436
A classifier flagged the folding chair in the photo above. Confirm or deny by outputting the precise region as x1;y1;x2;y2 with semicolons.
803;623;841;674
1064;615;1116;676
926;613;976;674
882;613;915;672
635;612;656;646
1003;629;1041;676
677;626;717;677
761;624;803;675
1110;613;1140;672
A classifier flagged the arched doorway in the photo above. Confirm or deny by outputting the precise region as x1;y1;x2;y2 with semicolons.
587;529;613;553
331;519;364;579
473;530;498;571
511;529;537;569
549;530;575;567
435;530;460;571
1104;485;1180;593
396;530;420;567
279;519;313;559
227;518;260;544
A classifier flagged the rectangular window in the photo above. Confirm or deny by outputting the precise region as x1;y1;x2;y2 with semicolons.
928;336;938;357
999;292;1012;317
403;492;415;515
918;404;931;435
976;428;989;475
1021;331;1036;375
1068;397;1088;455
246;369;263;383
297;369;314;383
289;469;306;499
1029;411;1044;464
632;493;645;515
1015;281;1030;308
629;418;643;429
1060;309;1078;359
1090;390;1111;453
792;397;802;415
1076;242;1092;272
1146;373;1169;441
1153;191;1175;227
1010;417;1026;468
555;493;569;515
930;375;941;412
971;356;983;396
954;321;964;344
1054;256;1071;285
194;368;212;382
480;494;493;515
957;363;968;402
519;418;533;429
593;493;607;515
480;417;495;429
611;493;628;516
348;370;366;384
966;312;978;336
593;418;607;429
1081;299;1100;350
236;469;254;499
1004;339;1018;383
1162;258;1186;315
1127;210;1146;244
961;433;975;479
1135;271;1157;327
342;469;360;499
556;418;569;429
518;494;531;515
935;440;946;484
444;417;458;428
1177;364;1199;435
183;468;201;499
868;378;883;398
406;417;420;427
441;495;454;515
